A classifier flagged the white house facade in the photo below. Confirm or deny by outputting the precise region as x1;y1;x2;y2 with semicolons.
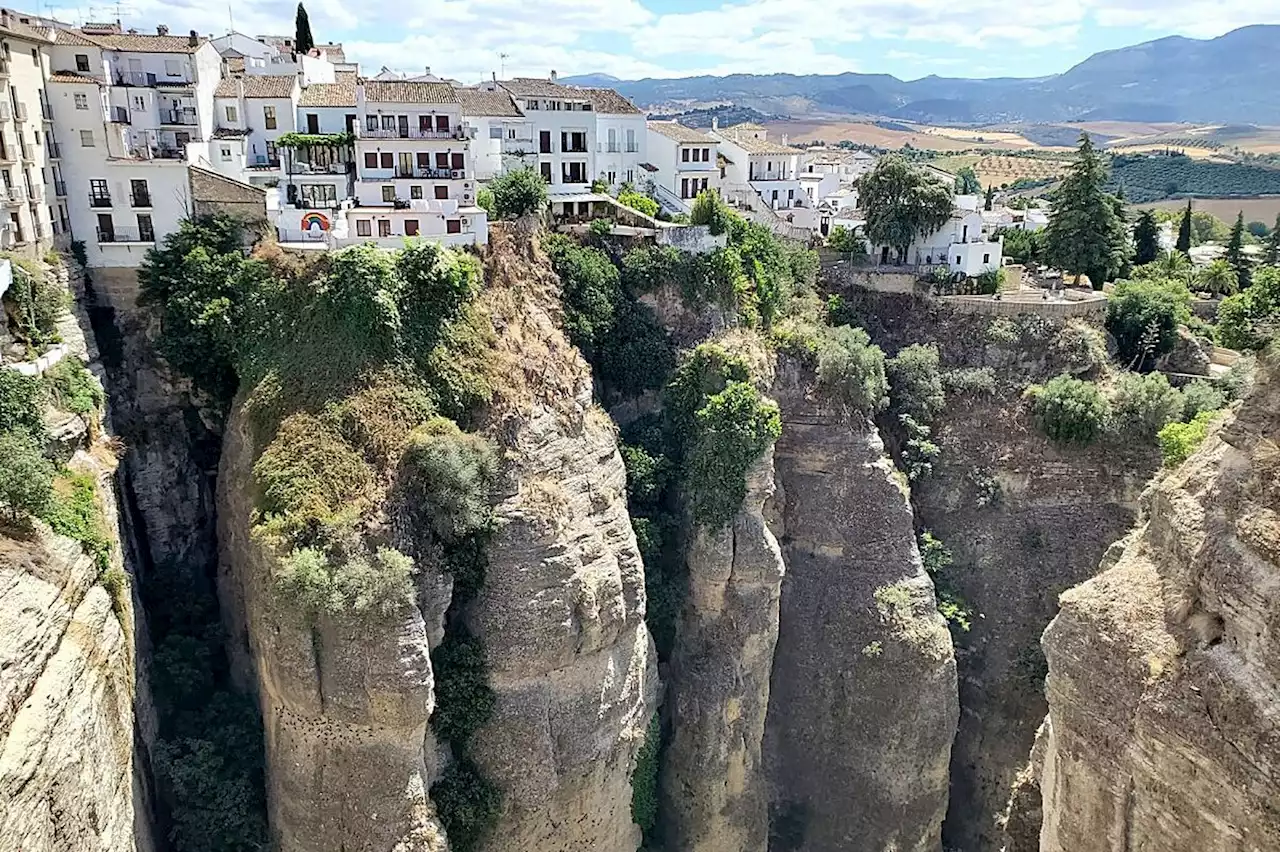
645;120;718;214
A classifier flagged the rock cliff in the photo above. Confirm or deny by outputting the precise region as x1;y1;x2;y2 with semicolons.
1037;361;1280;851
764;359;958;852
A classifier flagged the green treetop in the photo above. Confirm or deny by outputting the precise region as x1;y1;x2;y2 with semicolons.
1133;209;1160;266
1175;199;1193;255
1226;210;1250;290
954;166;981;195
857;155;954;265
1042;133;1128;289
294;3;314;53
1267;213;1280;266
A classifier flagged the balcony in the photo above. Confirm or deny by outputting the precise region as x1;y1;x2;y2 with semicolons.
53;180;66;197
290;197;339;210
563;144;589;154
40;101;52;121
0;59;9;78
355;125;473;141
89;193;112;208
155;76;195;89
12;102;25;122
286;160;350;176
131;191;152;208
251;154;281;169
98;226;155;243
0;145;14;164
114;70;157;87
109;106;130;124
277;228;329;243
359;167;464;181
47;141;61;159
27;185;43;202
160;108;198;126
0;103;10;122
18;145;32;163
3;185;26;204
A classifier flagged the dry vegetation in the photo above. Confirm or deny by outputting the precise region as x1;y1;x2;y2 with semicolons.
934;153;1068;186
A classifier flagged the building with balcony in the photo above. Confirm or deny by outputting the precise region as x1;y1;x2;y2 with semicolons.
867;206;1002;276
585;87;644;191
646;120;719;214
0;10;60;252
494;75;598;196
213;73;299;175
455;86;525;181
713;121;816;230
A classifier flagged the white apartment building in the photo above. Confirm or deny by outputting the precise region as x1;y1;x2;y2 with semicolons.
47;23;226;267
865;206;1001;276
714;123;816;230
495;76;597;195
645;120;718;214
270;79;356;239
454;86;525;181
214;73;299;175
0;11;63;252
585;87;644;191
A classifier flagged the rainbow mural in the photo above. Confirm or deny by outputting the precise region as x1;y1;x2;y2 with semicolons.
300;211;330;231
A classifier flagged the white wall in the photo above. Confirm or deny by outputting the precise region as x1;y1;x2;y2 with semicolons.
246;94;298;165
211;33;275;62
594;113;644;190
509;97;595;194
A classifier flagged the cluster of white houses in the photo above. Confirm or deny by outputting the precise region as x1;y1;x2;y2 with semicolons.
0;9;1009;277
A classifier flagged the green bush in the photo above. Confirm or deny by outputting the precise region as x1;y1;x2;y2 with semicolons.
685;381;781;528
1110;372;1183;439
827;225;866;257
620;443;672;508
431;758;503;852
544;234;622;358
986;316;1020;345
0;370;46;439
0;432;53;521
631;714;662;842
430;630;496;747
2;258;65;344
42;471;111;570
689;189;732;235
1158;411;1217;467
1026;375;1111;445
975;267;1005;295
398;418;496;543
815;326;889;417
886;344;945;422
618;190;659;218
595;300;675;397
1105;279;1192;370
666;342;753;430
942;367;997;396
274;546;417;618
1180;378;1227;421
488;167;547;219
43;358;104;415
476;187;495;217
1215;266;1280;351
898;413;940;481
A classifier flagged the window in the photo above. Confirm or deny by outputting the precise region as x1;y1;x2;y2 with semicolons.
381;185;396;203
363;152;378;169
450;152;463;170
681;177;689;199
525;99;539;110
434;152;448;169
30;48;36;62
381;115;395;130
607;128;617;153
379;152;393;169
79;129;94;147
539;161;552;183
410;185;423;199
96;212;113;241
132;94;145;111
220;146;232;161
75;54;90;72
306;114;319;133
378;219;391;237
507;128;516;139
265;142;277;163
263;105;277;130
416;152;430;170
446;219;462;234
539;131;551;154
489;126;501;139
434;185;448;200
73;92;88;110
366;115;378;131
626;129;636;152
356;219;371;237
682;148;689;163
164;59;181;77
435;115;449;132
225;105;238;122
89;178;109;204
137;213;154;241
404;219;419;236
955;256;961;265
983;253;990;264
130;179;149;206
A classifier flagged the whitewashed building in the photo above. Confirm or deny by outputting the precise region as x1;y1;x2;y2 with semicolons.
645;120;718;214
494;75;596;195
0;11;62;252
454;86;525;181
713;121;815;230
214;73;299;175
866;206;1001;276
585;87;644;191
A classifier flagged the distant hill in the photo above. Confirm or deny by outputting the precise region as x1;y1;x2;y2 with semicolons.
1106;152;1280;203
580;26;1280;124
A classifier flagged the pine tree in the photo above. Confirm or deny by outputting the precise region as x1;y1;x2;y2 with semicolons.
983;185;995;211
1265;213;1280;266
1042;133;1126;289
1133;209;1160;266
294;3;314;54
1175;199;1193;255
1226;210;1250;289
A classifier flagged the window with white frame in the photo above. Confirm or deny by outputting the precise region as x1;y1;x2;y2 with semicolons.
75;54;90;72
73;92;88;110
263;105;276;130
164;59;181;77
132;94;145;111
79;129;94;147
225;104;238;122
220;145;232;161
626;129;636;152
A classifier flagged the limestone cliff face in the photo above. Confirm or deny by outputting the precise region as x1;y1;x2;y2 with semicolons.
764;360;958;852
661;448;785;852
1037;363;1280;852
466;224;657;852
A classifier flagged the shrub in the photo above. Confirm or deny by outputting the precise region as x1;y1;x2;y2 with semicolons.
274;546;417;618
398;418;496;543
815;326;889;417
42;471;111;570
43;358;104;415
986;316;1020;345
1;259;65;344
1052;320;1109;376
666;343;753;428
827;225;866;256
1026;375;1110;445
618;190;660;219
1110;372;1183;439
0;432;54;521
631;714;661;842
475;187;494;217
588;217;613;241
918;531;952;576
620;443;672;509
1221;355;1256;401
595;300;676;397
975;267;1005;295
899;413;940;481
488;167;547;219
0;370;46;439
1105;279;1192;370
689;189;732;235
431;758;503;852
685;381;781;528
1215;266;1280;351
430;630;496;747
942;367;997;396
1158;411;1217;467
544;234;622;359
887;344;945;422
1179;378;1226;421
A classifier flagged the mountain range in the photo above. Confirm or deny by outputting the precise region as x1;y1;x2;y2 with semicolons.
563;25;1280;125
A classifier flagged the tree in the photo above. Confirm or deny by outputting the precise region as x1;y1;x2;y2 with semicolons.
0;432;54;522
689;189;732;235
1133;209;1160;266
954;166;981;195
998;228;1044;265
294;3;314;53
1216;265;1280;350
1042;134;1127;289
1225;211;1251;290
487;167;547;219
1104;279;1192;370
1175;199;1192;255
983;185;995;211
1246;220;1270;239
1196;259;1239;297
1266;214;1280;266
857;155;954;265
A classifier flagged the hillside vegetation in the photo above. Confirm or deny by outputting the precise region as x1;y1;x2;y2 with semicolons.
1106;153;1280;202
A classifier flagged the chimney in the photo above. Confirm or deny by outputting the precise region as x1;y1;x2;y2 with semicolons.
188;29;198;47
157;24;169;36
549;69;557;82
712;117;719;131
425;66;431;77
492;71;497;83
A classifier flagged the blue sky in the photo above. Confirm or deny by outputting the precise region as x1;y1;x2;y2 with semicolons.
40;0;1280;83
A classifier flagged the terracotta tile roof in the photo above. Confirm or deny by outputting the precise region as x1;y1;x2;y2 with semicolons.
582;87;641;115
49;70;101;85
648;120;714;144
726;121;766;134
226;56;245;73
362;80;458;104
299;81;357;107
335;70;357;84
499;77;586;99
51;27;97;46
190;165;265;204
66;29;206;53
718;130;797;156
241;74;297;99
0;11;52;42
455;87;522;117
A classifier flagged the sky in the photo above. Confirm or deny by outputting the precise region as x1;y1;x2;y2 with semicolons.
34;0;1280;83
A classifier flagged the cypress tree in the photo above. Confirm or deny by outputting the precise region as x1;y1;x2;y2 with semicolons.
1226;210;1250;289
294;3;314;54
1265;213;1280;266
1133;209;1160;266
1175;199;1193;255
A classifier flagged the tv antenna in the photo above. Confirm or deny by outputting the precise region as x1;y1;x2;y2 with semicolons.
499;52;509;78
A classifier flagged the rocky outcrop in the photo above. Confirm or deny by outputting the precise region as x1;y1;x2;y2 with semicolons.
661;448;785;852
1037;362;1280;851
466;223;657;852
764;360;958;852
